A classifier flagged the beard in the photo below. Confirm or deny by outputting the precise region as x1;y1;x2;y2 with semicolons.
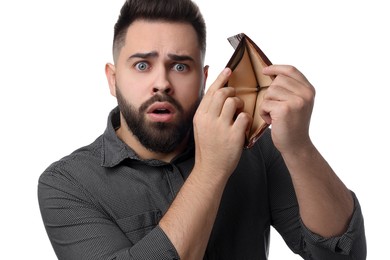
116;86;201;154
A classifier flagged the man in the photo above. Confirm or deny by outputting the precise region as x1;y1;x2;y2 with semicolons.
38;0;366;259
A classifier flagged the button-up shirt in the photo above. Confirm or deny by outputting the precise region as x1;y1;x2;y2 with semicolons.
38;107;366;259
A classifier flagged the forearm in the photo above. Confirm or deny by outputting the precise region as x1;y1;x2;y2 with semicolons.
159;67;249;259
159;167;229;260
282;143;354;237
39;172;180;260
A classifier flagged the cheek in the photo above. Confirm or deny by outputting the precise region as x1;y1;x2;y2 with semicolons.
174;74;203;100
116;74;148;104
177;87;201;113
115;88;142;111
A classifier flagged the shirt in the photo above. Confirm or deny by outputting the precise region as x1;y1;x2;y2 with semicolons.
38;107;366;260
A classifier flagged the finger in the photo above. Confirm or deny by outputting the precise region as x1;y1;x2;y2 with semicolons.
219;96;244;123
232;112;252;143
207;87;236;117
197;68;232;112
259;99;279;125
265;73;315;101
208;67;232;92
262;65;311;87
264;83;295;102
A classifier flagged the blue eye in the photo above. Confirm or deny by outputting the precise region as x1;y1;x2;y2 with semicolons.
173;63;187;72
135;62;149;71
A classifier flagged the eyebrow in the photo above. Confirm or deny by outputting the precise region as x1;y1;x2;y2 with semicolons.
167;54;194;62
128;51;158;60
127;52;194;63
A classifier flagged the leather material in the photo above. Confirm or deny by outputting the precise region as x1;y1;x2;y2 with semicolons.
225;33;274;149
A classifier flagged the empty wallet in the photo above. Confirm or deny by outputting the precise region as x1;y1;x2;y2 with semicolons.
225;33;274;149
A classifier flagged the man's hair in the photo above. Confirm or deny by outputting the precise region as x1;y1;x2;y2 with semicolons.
113;0;206;62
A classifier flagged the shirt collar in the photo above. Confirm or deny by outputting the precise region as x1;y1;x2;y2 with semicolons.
101;107;139;167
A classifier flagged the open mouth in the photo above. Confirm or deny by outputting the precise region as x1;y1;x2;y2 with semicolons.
147;102;175;114
153;108;171;114
146;102;176;122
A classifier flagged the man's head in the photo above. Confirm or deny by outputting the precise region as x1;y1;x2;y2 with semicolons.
105;0;208;157
113;0;206;64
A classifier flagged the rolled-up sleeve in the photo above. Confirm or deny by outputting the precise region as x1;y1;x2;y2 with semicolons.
300;192;366;259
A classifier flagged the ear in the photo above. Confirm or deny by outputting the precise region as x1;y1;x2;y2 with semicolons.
201;65;209;93
105;63;117;97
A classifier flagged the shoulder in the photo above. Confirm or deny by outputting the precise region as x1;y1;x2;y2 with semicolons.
39;135;103;184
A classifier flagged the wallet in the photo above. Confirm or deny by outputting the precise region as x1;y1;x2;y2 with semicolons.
225;33;274;149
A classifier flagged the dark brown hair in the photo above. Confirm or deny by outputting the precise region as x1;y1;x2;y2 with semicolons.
113;0;206;62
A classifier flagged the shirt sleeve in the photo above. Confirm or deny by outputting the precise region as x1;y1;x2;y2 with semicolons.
38;169;180;260
299;191;367;259
259;129;366;259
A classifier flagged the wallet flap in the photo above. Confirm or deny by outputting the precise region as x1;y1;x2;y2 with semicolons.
227;33;245;50
225;33;274;148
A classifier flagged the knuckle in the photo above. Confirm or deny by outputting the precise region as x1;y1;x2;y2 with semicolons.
279;102;291;114
294;96;306;109
310;86;316;97
286;65;298;74
225;96;236;106
214;87;232;100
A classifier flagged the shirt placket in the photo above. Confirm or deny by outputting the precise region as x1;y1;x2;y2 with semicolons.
163;164;185;200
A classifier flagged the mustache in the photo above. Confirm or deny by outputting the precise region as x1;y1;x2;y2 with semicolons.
139;94;183;113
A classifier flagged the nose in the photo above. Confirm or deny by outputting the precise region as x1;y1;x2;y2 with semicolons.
152;70;173;95
153;86;172;95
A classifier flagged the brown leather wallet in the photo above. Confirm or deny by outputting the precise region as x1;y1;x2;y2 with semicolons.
225;33;274;149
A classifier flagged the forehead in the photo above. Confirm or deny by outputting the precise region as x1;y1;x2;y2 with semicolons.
121;20;201;60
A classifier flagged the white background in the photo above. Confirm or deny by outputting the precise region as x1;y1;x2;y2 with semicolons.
1;0;388;259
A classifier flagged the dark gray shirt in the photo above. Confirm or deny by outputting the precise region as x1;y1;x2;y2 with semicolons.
38;107;366;259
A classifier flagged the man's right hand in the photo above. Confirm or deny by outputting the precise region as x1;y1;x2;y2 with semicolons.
192;67;251;179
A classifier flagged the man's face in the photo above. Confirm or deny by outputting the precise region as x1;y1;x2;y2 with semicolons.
109;20;207;153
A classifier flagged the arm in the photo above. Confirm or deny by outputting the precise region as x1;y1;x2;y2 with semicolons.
260;65;353;236
38;171;179;260
261;129;366;258
159;68;251;259
260;65;366;257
